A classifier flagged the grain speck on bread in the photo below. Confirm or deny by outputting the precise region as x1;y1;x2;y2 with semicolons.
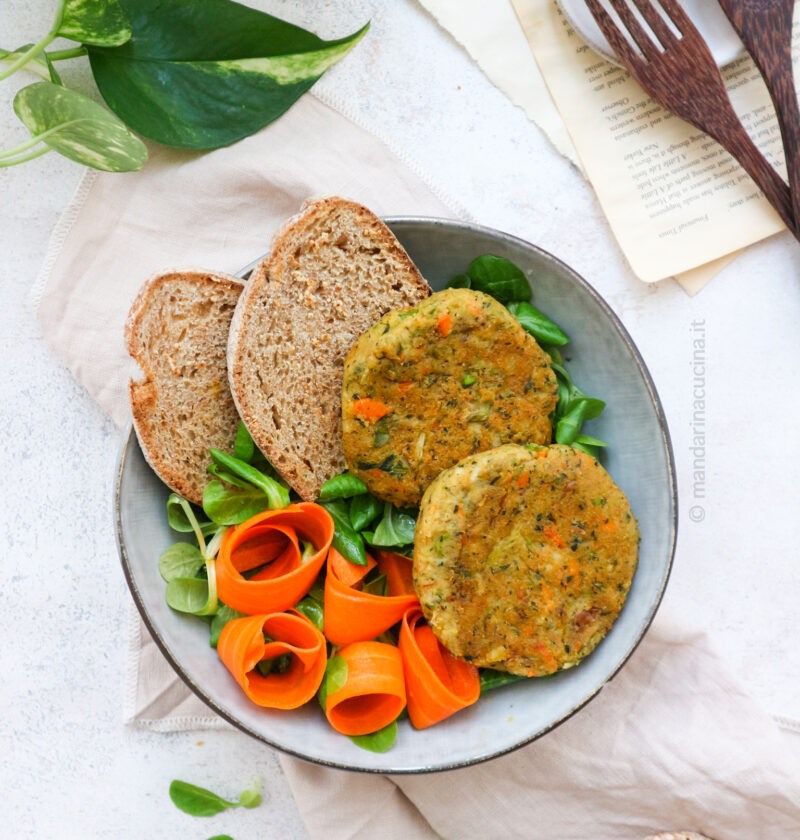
126;269;244;505
227;197;431;501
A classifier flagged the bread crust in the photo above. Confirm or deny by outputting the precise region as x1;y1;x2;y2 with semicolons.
127;268;244;504
227;196;430;500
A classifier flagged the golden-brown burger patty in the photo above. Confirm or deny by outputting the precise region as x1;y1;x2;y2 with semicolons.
341;288;558;507
413;444;640;676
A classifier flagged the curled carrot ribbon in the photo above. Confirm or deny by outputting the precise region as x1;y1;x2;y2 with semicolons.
325;641;406;736
217;609;327;709
373;549;416;596
399;608;480;729
216;503;334;615
324;548;419;646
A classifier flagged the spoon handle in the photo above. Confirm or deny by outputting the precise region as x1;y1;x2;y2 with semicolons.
719;1;800;232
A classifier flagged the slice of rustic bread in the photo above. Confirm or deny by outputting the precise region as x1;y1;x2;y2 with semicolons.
228;197;430;501
126;269;244;505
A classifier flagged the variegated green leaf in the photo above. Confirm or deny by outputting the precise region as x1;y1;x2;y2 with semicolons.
87;0;368;149
13;82;147;171
57;0;132;47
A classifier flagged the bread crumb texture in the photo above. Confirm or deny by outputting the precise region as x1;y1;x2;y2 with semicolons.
231;197;430;501
127;270;243;504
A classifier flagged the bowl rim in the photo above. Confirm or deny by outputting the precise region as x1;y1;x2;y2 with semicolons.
115;215;678;773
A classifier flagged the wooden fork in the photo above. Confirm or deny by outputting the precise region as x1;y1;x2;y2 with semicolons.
716;0;800;229
584;0;796;236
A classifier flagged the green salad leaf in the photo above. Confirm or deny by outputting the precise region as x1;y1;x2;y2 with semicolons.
320;500;367;566
319;473;369;501
348;492;382;531
370;503;416;548
166;574;218;616
169;777;261;817
209;449;290;509
233;421;256;463
208;603;245;647
318;656;348;710
479;669;528;695
294;595;324;631
87;0;369;149
202;480;269;525
507;300;568;346
349;720;398;753
159;542;205;582
466;255;531;304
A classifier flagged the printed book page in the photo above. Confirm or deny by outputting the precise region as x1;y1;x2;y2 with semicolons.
511;0;794;282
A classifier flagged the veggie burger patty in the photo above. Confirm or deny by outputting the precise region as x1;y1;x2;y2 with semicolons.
413;444;640;676
341;288;558;507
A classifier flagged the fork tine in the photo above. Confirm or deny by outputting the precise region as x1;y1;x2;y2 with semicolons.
628;0;678;48
656;0;693;35
584;0;644;70
607;0;662;59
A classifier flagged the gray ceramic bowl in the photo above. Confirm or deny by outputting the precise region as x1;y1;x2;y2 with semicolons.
116;218;677;773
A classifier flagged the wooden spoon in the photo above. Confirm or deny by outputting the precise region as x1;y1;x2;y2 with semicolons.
717;0;800;229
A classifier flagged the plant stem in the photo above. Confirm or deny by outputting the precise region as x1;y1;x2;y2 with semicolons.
0;32;57;82
0;133;48;159
48;46;88;62
0;48;50;81
0;145;51;168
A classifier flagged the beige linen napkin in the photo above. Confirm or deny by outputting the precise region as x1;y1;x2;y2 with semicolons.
33;88;800;839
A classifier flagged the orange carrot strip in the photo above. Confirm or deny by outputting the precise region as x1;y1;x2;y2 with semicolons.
325;641;406;736
217;610;327;709
399;609;480;730
216;504;334;615
436;312;452;337
229;528;292;573
247;525;301;581
374;550;416;596
330;546;375;588
352;398;392;423
397;382;412;395
324;549;419;645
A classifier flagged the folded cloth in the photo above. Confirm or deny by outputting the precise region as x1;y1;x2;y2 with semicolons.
33;89;800;840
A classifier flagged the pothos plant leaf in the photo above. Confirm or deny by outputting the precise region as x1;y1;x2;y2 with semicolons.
87;0;369;149
58;0;132;47
13;82;147;171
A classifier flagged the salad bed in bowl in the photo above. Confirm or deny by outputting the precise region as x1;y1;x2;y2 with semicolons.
116;217;676;772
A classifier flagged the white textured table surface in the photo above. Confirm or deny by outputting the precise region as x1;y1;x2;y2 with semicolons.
3;0;799;837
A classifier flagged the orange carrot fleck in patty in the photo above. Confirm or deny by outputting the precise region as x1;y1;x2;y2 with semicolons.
397;382;412;395
517;471;530;488
533;641;559;674
602;520;618;534
539;581;555;612
352;398;392;423
436;313;452;337
544;525;566;548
